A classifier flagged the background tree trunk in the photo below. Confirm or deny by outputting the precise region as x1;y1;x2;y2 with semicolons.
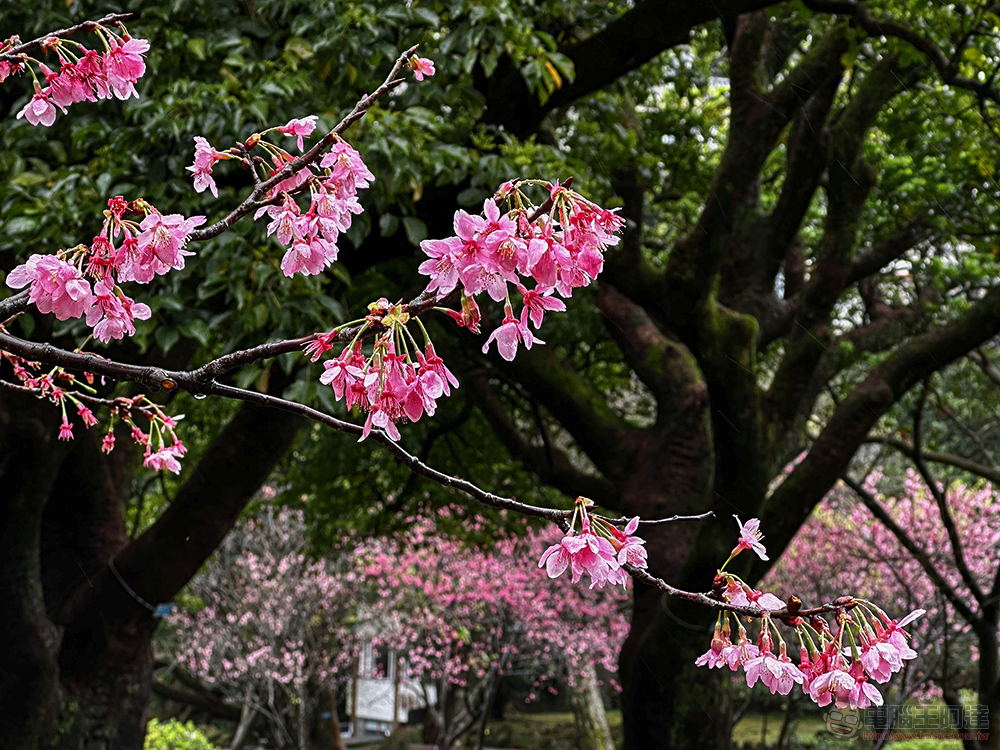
570;660;614;750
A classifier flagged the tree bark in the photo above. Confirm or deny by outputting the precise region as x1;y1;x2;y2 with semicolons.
0;392;64;750
0;372;304;750
570;661;614;750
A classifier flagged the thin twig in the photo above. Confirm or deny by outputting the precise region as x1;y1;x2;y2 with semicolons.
1;13;133;61
187;46;419;244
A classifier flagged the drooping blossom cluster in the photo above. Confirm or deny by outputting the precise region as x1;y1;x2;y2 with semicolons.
2;192;194;463
694;515;924;710
2;23;150;127
306;181;623;442
420;180;624;362
538;496;647;589
315;298;457;441
6;196;204;343
188;121;370;279
0;350;186;473
769;468;1000;702
173;504;626;745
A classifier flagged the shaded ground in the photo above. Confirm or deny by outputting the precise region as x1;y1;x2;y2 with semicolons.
376;709;624;750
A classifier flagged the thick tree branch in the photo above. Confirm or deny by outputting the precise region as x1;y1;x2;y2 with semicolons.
595;283;705;414
468;376;619;507
804;0;1000;104
757;284;1000;582
849;219;930;283
493;345;641;482
765;56;917;445
483;0;776;137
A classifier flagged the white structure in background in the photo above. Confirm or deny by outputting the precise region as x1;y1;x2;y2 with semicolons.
344;641;437;739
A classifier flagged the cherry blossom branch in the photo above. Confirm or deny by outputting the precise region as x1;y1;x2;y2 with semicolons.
624;564;855;621
0;13;134;61
204;381;838;621
186;45;420;244
597;511;715;528
0;326;844;621
202;380;581;525
0;291;29;320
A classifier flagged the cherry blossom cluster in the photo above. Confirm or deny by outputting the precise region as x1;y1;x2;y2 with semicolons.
305;181;623;442
695;516;923;710
6;196;205;343
421;181;624;362
538;496;648;589
2;23;149;127
188;122;372;279
770;468;1000;702
315;298;457;441
0;350;186;473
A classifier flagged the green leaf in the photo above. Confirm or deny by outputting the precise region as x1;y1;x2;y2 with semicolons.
186;38;206;60
180;319;211;346
379;213;399;237
155;327;181;355
402;216;428;246
411;7;439;27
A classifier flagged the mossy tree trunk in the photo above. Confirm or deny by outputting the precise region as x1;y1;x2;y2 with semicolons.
571;660;614;750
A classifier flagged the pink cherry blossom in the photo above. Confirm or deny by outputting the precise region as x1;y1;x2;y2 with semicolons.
76;49;111;99
103;36;150;99
43;62;86;108
144;445;183;474
444;293;481;334
420;344;459;397
58;418;74;441
188;136;227;197
280;237;336;278
745;646;805;695
0;61;24;83
7;254;94;320
130;211;206;282
17;90;58;127
538;531;619;588
101;431;115;454
319;344;363;399
319;139;375;190
86;279;152;342
277;115;318;151
733;515;769;560
76;403;98;428
518;283;566;328
409;56;435;81
482;305;542;361
695;622;731;669
809;667;855;707
724;630;760;671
